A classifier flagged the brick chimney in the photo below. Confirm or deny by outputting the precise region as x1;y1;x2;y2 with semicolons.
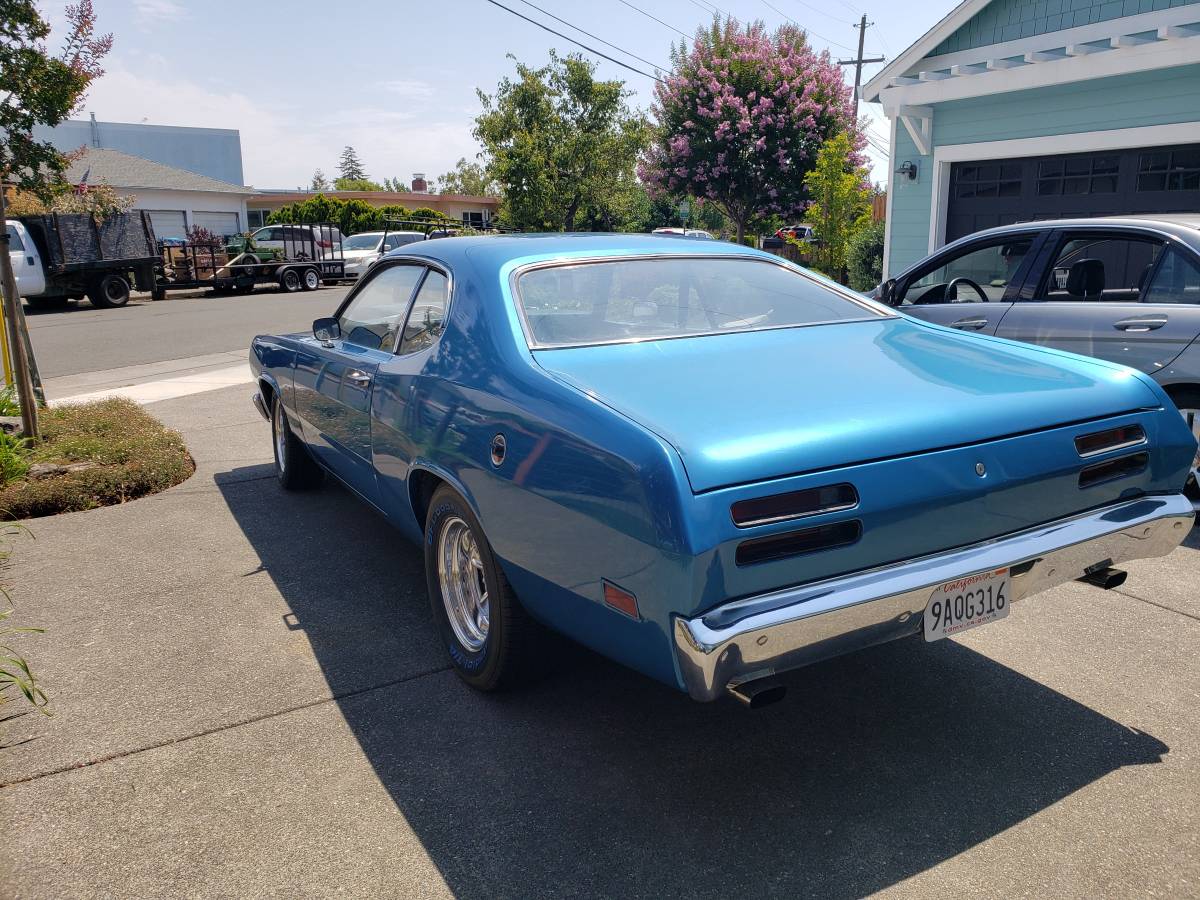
411;173;427;193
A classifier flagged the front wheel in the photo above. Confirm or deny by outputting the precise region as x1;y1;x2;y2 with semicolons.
270;395;323;490
279;268;302;293
425;485;534;691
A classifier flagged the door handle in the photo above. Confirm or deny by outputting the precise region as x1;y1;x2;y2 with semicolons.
345;370;372;387
1113;316;1167;332
950;317;989;331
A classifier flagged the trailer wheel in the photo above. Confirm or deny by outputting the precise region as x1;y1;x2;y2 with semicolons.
279;268;302;293
87;273;131;309
301;267;320;291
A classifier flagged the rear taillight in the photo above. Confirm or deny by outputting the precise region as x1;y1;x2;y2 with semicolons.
318;239;332;249
1079;452;1148;488
1075;424;1146;458
735;520;861;566
730;483;858;528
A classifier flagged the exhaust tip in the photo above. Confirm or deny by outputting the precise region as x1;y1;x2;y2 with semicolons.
727;678;787;709
1077;567;1128;590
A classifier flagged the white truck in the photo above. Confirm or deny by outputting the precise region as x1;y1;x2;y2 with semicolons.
5;211;161;310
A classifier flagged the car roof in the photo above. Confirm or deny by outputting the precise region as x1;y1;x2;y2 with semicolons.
940;215;1200;250
385;232;767;273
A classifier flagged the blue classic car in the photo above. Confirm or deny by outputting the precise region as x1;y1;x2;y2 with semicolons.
250;235;1197;707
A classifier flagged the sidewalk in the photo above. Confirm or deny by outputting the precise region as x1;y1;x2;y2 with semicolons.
1;383;1197;898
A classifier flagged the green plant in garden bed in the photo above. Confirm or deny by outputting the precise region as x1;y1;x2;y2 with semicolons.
0;522;48;716
0;387;20;417
0;398;193;519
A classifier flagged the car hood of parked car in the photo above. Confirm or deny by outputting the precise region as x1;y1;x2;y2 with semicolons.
532;317;1162;493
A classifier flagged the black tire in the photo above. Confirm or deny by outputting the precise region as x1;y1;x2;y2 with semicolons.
270;394;323;490
25;295;70;311
279;268;302;293
87;273;131;309
425;485;534;691
1165;386;1200;510
301;267;320;291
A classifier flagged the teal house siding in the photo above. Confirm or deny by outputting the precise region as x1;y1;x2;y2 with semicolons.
885;65;1200;275
927;0;1200;56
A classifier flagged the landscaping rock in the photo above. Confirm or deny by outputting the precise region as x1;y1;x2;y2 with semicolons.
0;416;24;436
64;462;97;473
27;463;67;479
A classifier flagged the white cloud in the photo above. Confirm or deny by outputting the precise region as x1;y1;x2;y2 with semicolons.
132;0;187;23
383;80;435;99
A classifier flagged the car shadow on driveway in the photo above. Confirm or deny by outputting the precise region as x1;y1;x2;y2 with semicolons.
216;464;1169;899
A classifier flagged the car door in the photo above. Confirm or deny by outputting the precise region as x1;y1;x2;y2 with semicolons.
371;266;453;520
994;229;1200;374
893;232;1043;334
7;223;45;298
292;262;425;504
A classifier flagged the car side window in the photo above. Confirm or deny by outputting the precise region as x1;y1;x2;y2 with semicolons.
1144;247;1200;305
6;225;23;251
1039;235;1162;302
398;270;449;355
338;264;424;351
254;228;277;242
900;239;1033;305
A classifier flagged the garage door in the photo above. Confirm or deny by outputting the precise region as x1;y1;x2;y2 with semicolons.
193;211;240;239
145;209;186;241
946;143;1200;243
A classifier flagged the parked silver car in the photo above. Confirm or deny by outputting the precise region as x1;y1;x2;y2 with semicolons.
874;216;1200;508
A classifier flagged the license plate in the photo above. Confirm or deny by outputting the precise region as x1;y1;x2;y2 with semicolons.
924;568;1010;642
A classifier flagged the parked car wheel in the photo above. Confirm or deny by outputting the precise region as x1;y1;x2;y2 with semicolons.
270;395;323;490
425;485;534;691
1166;387;1200;511
301;267;320;291
87;273;131;309
279;268;302;293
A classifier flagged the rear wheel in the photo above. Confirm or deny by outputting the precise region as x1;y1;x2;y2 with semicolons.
301;267;320;291
1167;387;1200;512
279;268;302;293
87;273;131;308
425;485;535;691
270;395;323;490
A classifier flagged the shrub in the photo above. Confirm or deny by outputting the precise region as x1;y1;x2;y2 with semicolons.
0;398;193;519
0;432;30;484
848;218;886;292
0;386;20;417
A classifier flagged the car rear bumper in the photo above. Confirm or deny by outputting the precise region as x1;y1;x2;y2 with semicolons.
673;494;1194;701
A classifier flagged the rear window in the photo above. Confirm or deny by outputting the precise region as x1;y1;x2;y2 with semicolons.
5;225;23;252
515;256;882;348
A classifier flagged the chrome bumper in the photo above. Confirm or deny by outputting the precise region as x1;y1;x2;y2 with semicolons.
251;391;270;421
674;495;1194;701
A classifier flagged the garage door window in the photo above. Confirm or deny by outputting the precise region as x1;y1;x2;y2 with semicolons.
953;163;1021;199
902;239;1032;304
1037;155;1119;196
1144;248;1200;305
1137;148;1200;192
1043;236;1161;302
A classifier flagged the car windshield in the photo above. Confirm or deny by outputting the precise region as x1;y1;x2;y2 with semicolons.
343;234;382;250
516;256;884;349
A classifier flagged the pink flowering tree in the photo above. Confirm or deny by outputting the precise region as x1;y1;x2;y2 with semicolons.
639;19;860;244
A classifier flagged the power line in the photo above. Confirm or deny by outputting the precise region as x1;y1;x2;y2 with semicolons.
787;0;857;28
514;0;668;71
759;0;857;52
614;0;690;40
483;0;664;82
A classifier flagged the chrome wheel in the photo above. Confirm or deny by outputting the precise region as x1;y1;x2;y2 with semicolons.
437;516;489;651
272;399;287;474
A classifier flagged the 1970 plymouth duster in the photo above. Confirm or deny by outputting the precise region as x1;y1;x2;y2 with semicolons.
250;235;1197;706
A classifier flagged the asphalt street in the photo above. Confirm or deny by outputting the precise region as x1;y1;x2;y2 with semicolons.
2;293;1199;897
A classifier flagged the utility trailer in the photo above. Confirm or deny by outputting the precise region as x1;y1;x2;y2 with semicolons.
157;222;345;296
13;211;160;309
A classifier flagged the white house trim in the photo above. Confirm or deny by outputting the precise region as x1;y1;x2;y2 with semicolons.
882;115;898;278
925;122;1200;254
862;0;991;101
898;106;934;156
879;28;1200;112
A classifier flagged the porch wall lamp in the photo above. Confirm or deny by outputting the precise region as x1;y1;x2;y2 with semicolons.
896;160;919;181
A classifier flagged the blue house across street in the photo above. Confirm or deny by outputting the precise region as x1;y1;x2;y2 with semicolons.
863;0;1200;278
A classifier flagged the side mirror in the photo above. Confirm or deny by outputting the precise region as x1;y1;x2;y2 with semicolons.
879;279;898;306
313;317;340;345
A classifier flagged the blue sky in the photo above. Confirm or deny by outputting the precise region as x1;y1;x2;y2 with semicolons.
43;0;947;190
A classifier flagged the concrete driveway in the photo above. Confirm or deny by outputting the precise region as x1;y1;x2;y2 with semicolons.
1;383;1198;898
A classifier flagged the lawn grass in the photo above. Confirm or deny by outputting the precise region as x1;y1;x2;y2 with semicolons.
0;398;194;519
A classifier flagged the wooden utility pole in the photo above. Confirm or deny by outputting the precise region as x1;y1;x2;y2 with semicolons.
838;15;886;122
0;186;41;440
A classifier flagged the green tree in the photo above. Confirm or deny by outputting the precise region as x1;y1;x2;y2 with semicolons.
268;195;425;235
337;146;367;182
310;169;330;191
333;176;384;191
641;18;858;244
0;0;112;441
437;157;498;197
802;133;871;281
475;52;649;232
847;217;885;291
